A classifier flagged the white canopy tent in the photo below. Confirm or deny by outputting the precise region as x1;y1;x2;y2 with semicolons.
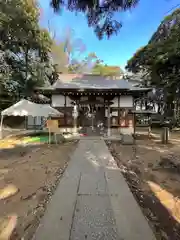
0;99;63;138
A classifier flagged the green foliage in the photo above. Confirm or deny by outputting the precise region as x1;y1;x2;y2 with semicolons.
126;8;180;117
67;52;123;76
0;0;56;108
51;41;69;73
50;28;87;73
50;0;138;39
67;53;96;74
92;62;123;76
126;10;180;86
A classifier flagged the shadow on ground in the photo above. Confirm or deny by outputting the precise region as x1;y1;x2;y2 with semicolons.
0;144;46;159
107;139;180;240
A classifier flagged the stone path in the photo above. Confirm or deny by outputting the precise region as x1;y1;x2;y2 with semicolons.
33;139;155;240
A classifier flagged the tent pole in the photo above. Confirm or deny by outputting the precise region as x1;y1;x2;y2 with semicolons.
49;116;51;145
0;115;4;139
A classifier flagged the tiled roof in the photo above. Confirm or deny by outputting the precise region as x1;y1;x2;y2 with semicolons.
52;74;149;90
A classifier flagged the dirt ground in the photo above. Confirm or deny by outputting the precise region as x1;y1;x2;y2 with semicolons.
0;140;78;240
107;132;180;240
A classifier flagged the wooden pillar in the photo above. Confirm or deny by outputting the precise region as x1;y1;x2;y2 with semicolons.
64;95;67;127
77;99;79;128
118;95;120;127
73;102;78;134
148;113;151;139
107;102;111;137
133;113;136;136
0;115;4;139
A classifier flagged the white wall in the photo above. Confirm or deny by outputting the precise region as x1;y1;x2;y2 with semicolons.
111;96;134;108
52;95;73;107
111;97;119;107
66;96;72;107
51;95;65;107
120;96;133;108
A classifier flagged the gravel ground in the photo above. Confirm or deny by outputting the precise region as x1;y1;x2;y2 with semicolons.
106;135;180;240
0;140;78;240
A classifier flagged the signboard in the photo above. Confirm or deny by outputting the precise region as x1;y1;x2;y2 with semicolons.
46;120;59;144
46;120;59;131
111;111;118;117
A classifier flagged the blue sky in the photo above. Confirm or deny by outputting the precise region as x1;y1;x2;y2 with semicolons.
39;0;180;70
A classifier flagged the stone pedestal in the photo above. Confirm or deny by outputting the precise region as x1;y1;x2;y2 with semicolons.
72;104;78;134
121;134;134;145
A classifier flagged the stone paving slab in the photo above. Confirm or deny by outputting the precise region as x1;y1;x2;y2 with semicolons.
71;226;122;240
33;139;156;240
33;153;81;240
78;171;107;195
72;195;116;228
70;195;121;240
100;141;156;240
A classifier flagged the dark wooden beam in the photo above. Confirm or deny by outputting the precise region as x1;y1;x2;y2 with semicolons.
118;95;120;126
64;95;67;126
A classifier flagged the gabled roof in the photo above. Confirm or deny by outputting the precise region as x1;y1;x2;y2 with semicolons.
51;74;150;91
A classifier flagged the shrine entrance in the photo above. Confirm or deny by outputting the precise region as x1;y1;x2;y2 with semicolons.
78;100;106;136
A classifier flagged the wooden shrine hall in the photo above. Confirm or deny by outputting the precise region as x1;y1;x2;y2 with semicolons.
35;74;151;136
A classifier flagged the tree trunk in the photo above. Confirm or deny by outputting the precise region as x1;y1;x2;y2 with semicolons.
25;46;29;96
